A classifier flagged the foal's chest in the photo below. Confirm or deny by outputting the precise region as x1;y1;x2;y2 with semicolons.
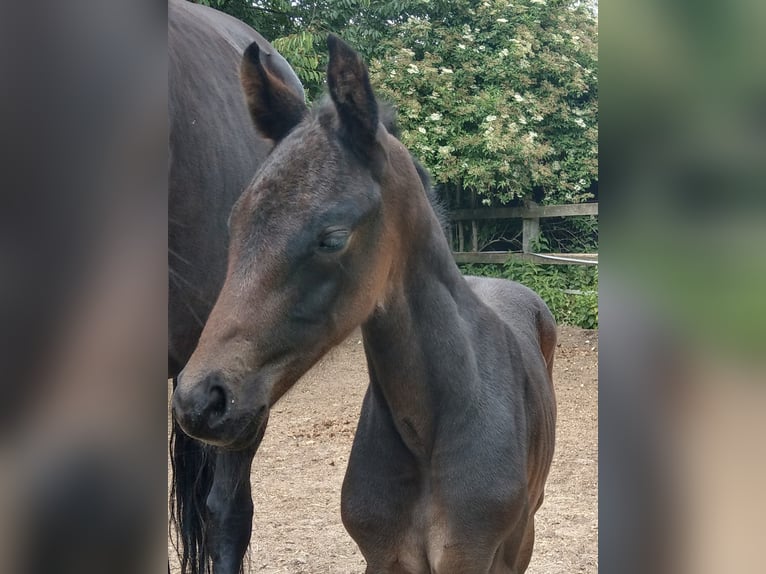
375;488;458;573
343;464;520;573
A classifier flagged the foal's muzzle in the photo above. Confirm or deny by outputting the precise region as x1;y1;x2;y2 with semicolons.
172;370;230;443
172;370;269;450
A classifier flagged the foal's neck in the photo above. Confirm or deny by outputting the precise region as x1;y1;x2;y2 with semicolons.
360;201;507;458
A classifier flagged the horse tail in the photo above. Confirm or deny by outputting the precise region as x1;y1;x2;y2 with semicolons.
169;415;215;574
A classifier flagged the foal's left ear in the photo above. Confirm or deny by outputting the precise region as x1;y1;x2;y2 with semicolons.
241;41;307;142
327;35;380;161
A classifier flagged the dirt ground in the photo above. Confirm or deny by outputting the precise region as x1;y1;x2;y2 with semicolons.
172;325;598;573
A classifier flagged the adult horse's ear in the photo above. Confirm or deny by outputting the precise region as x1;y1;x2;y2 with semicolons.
326;35;380;162
241;42;307;142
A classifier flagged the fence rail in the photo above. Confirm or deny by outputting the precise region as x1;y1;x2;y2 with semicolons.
450;202;598;221
453;252;598;265
449;201;598;266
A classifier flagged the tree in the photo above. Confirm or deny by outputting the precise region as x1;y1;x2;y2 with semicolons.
194;0;598;207
193;1;431;97
367;0;598;206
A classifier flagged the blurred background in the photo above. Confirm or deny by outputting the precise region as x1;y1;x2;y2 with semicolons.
601;0;765;573
0;0;763;573
0;1;166;572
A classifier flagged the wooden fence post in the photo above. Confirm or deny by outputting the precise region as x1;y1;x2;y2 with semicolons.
470;188;478;253
522;201;540;254
456;182;464;252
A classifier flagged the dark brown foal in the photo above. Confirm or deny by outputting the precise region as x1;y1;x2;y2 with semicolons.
173;35;556;573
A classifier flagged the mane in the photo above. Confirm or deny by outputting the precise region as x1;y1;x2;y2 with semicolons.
310;97;449;236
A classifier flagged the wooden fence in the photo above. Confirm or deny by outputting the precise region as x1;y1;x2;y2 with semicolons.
450;201;598;266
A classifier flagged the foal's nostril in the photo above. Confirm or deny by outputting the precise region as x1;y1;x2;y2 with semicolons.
173;372;234;440
207;384;227;418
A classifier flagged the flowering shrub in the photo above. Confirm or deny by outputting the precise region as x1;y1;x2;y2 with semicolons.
367;0;598;206
197;0;598;207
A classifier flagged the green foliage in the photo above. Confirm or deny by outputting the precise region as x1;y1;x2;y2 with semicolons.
367;0;598;206
192;1;598;209
195;1;446;99
461;262;598;329
271;32;323;87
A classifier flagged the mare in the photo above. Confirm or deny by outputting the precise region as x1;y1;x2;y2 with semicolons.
168;1;304;572
173;35;557;573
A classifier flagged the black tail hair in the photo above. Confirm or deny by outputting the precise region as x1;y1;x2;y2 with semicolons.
169;408;215;574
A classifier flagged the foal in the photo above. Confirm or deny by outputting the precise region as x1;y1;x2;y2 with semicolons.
173;35;557;574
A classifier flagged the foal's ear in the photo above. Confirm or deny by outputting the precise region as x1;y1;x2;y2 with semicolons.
326;35;380;159
241;42;307;142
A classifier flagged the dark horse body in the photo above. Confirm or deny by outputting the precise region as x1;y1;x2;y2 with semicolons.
169;1;303;572
174;35;557;573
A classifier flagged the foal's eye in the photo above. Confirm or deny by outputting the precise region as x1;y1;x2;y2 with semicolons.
318;229;350;253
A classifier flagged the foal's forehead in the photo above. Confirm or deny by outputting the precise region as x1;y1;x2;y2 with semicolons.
233;116;379;236
253;121;337;196
248;112;378;207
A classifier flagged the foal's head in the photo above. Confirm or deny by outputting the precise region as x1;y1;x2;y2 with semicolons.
172;36;433;448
